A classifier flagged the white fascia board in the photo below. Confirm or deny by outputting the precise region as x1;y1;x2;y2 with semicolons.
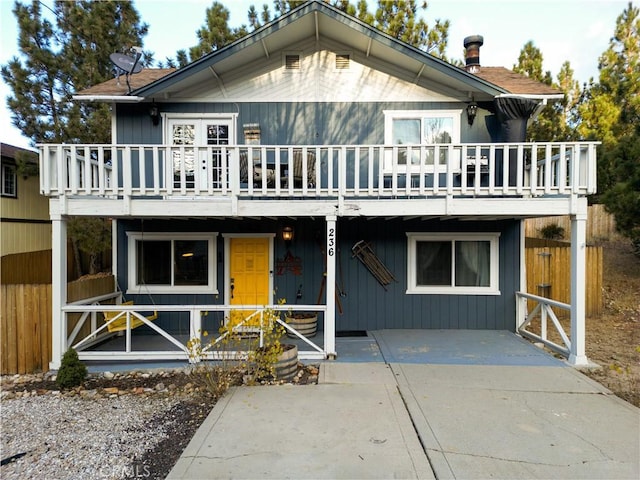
72;95;145;103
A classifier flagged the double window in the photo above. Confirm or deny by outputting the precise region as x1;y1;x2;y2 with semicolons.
127;232;217;294
407;233;500;295
383;110;462;173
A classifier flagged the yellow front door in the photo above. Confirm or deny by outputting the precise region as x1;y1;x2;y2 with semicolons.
229;237;271;328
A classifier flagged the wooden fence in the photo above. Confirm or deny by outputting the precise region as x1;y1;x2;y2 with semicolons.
524;204;619;242
1;275;114;375
1;245;112;284
525;245;603;317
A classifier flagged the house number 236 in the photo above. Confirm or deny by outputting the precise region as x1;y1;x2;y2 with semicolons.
327;228;335;256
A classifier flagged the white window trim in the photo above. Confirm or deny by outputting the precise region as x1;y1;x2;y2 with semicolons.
1;163;17;197
162;113;238;144
383;109;462;174
126;232;218;294
406;232;500;295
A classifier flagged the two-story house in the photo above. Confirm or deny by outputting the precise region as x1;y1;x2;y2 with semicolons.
40;1;597;369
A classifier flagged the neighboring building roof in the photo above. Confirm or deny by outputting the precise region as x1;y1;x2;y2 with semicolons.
75;68;176;97
1;143;37;163
472;67;561;96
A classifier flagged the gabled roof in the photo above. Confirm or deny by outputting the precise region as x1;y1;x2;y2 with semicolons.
74;0;559;101
130;0;505;101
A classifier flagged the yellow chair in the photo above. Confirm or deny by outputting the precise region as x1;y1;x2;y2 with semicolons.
103;301;158;333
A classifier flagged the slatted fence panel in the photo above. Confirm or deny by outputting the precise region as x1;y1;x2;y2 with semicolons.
1;275;114;374
525;204;620;242
525;246;603;317
1;284;52;375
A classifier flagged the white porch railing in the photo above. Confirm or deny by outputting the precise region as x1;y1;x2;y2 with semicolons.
516;291;571;358
65;296;327;362
39;142;598;200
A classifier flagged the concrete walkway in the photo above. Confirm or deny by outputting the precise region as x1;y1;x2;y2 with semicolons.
168;363;434;479
168;331;640;479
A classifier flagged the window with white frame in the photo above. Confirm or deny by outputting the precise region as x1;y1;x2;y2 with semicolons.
383;110;462;173
1;163;17;197
407;233;500;295
127;232;217;294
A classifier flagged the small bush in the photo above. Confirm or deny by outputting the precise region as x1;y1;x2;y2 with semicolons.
540;223;565;240
56;348;87;389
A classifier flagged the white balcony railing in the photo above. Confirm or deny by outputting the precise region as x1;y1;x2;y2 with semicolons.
39;142;598;200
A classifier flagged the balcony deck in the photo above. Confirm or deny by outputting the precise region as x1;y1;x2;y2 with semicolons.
39;143;598;218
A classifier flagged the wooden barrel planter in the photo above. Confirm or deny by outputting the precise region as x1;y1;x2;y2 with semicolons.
285;312;318;338
275;344;298;381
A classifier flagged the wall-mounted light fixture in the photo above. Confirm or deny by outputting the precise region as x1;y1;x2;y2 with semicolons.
466;101;478;126
149;102;160;126
282;226;294;248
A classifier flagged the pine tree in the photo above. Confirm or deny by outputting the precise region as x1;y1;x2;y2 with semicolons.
372;0;449;58
1;0;148;274
1;0;148;145
188;2;249;63
512;40;553;85
585;2;640;251
512;41;578;142
578;2;639;143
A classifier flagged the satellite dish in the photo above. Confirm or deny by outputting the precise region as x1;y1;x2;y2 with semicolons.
109;46;143;93
109;53;143;74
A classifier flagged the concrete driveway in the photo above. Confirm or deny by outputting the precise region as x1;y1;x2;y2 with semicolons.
168;330;640;479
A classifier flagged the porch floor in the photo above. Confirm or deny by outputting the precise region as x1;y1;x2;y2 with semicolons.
83;329;561;372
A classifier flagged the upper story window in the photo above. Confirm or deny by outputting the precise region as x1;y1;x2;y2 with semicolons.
127;232;217;294
1;163;17;197
406;232;500;295
383;110;462;173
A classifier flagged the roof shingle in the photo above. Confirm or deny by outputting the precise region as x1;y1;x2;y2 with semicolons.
472;67;561;96
75;68;176;97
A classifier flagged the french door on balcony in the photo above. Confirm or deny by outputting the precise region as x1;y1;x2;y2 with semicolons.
167;117;235;190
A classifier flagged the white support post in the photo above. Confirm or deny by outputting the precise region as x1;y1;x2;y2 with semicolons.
568;205;589;366
50;216;68;370
516;219;527;330
325;216;337;359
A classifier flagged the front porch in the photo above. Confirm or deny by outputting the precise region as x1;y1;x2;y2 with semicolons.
63;290;579;369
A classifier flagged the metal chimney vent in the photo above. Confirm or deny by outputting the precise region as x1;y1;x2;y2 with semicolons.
463;35;484;73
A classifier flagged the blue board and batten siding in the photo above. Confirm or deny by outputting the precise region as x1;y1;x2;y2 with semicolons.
117;218;520;333
115;101;494;145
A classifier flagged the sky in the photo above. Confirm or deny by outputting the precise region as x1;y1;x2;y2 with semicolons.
0;0;629;150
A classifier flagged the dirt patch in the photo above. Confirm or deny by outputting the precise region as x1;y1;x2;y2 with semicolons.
582;240;640;407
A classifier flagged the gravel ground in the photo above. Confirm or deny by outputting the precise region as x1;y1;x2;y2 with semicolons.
1;364;319;479
1;394;182;479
